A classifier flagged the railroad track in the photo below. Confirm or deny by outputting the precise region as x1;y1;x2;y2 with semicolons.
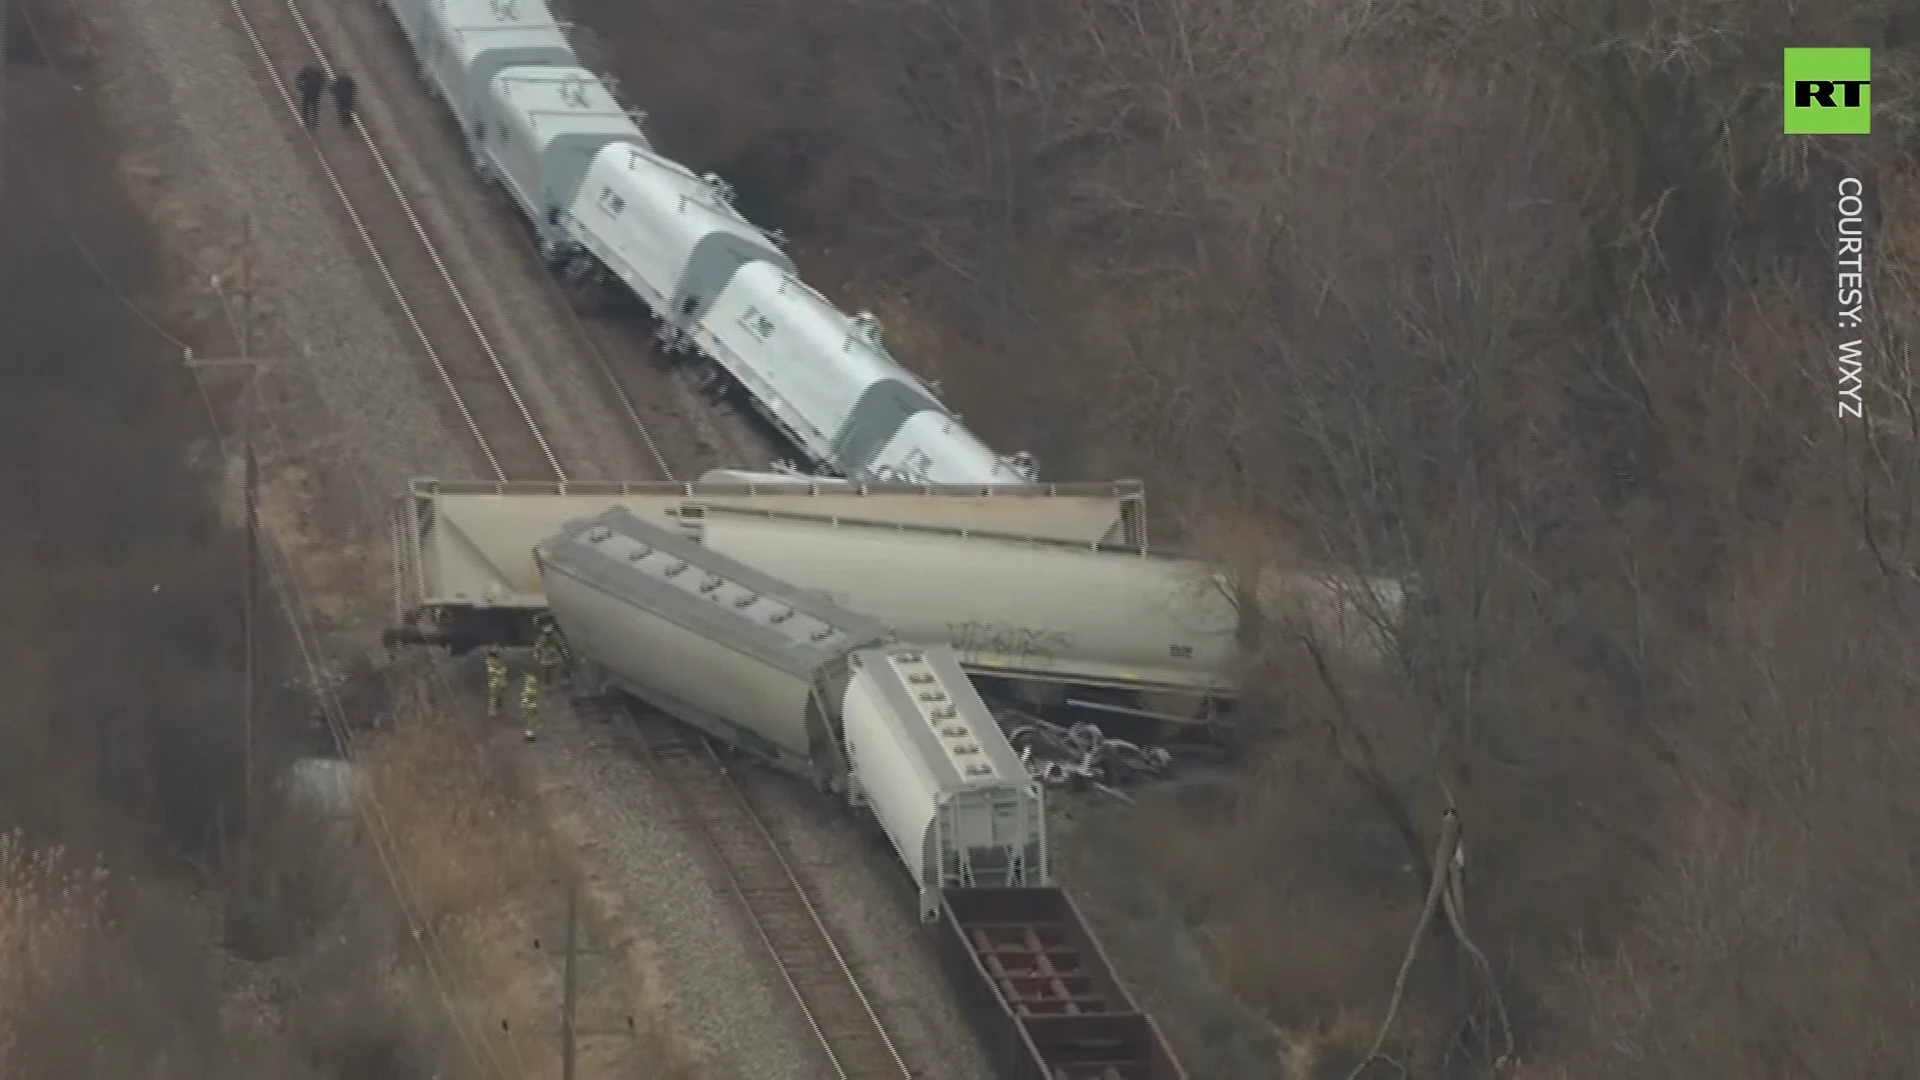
568;289;768;471
219;0;893;1067
596;704;911;1080
219;0;674;482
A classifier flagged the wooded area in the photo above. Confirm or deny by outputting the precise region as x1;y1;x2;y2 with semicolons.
574;0;1920;1074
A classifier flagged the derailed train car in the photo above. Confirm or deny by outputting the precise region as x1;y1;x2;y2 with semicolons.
538;509;1177;1076
385;476;1147;652
477;65;646;255
559;141;792;329
535;506;888;787
699;262;1037;483
676;505;1408;698
843;646;1049;918
534;507;1049;906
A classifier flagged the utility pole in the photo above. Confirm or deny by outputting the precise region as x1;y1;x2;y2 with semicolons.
185;221;284;892
3;0;11;201
520;883;637;1080
183;349;280;877
562;887;579;1080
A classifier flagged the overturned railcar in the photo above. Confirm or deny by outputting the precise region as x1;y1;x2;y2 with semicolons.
535;507;890;788
385;476;1148;652
537;509;1050;907
843;645;1049;919
675;505;1407;699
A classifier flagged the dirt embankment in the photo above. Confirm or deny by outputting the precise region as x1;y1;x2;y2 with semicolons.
0;3;436;1075
5;2;713;1075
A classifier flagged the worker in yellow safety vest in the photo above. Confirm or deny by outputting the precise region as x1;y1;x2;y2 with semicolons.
533;617;568;688
484;645;509;718
520;672;541;742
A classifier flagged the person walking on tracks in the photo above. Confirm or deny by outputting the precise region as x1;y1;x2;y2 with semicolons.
519;672;541;742
295;65;326;129
330;72;358;129
484;645;509;719
532;616;568;688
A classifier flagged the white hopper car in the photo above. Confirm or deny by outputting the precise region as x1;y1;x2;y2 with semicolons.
477;66;646;254
385;475;1148;654
560;142;793;332
675;505;1409;696
698;261;1038;484
378;0;1040;484
403;0;574;157
535;506;890;786
535;507;1048;914
842;645;1048;919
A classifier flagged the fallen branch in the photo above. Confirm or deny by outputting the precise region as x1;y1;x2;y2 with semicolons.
1347;807;1461;1080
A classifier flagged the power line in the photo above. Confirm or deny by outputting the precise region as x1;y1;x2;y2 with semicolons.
12;6;583;1074
3;0;10;201
179;217;511;1080
181;327;514;1080
3;36;506;1067
182;219;287;897
2;124;190;349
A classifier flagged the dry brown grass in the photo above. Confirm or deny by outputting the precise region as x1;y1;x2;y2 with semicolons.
541;796;715;1077
0;836;110;1072
0;82;437;1080
366;700;559;1079
358;667;710;1080
5;6;560;1074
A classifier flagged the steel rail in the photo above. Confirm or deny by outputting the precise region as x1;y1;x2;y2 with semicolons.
636;725;913;1080
223;0;571;482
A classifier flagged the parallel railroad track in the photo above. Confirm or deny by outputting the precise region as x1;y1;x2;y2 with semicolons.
220;0;905;1069
220;0;674;482
583;698;912;1080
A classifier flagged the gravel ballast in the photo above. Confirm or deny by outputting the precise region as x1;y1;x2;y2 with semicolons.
89;0;468;509
75;0;941;1076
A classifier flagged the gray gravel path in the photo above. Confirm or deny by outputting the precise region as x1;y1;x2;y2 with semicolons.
293;0;672;481
526;710;824;1080
85;0;467;513
78;0;788;1064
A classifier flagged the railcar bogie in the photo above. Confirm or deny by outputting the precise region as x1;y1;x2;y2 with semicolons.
536;507;892;791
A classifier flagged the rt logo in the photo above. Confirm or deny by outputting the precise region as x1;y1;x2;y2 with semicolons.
1785;48;1870;135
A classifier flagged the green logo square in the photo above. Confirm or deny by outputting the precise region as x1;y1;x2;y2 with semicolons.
1785;48;1871;135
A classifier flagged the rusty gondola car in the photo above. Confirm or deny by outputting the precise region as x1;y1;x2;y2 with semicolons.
939;887;1188;1080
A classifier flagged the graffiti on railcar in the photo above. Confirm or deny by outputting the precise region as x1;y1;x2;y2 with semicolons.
947;620;1076;663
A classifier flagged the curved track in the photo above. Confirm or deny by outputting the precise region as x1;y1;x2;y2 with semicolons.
627;714;913;1080
220;0;673;482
